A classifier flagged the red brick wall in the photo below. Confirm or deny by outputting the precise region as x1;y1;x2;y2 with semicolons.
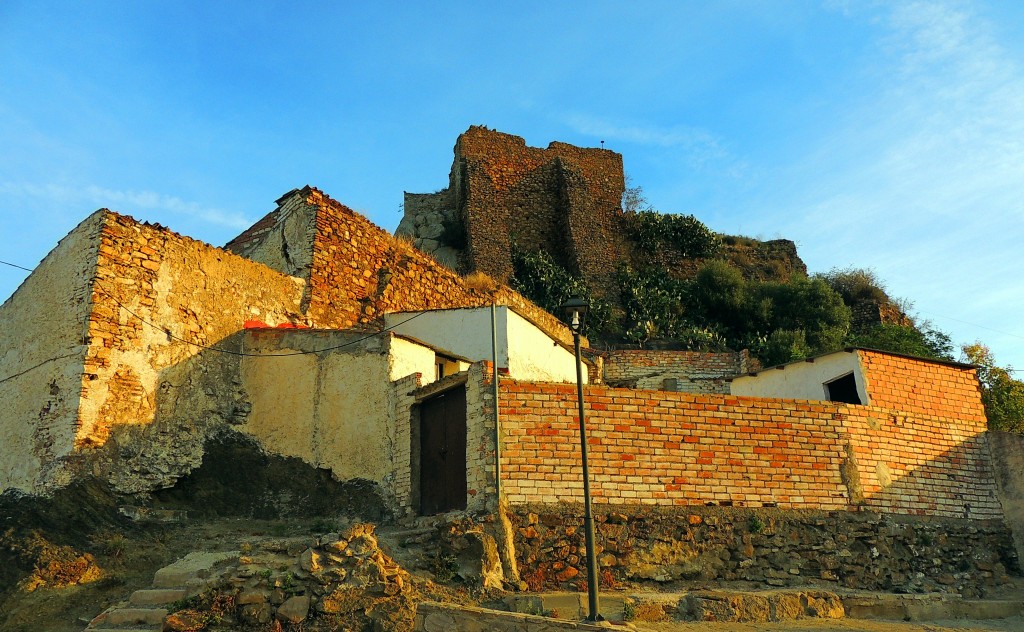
858;350;986;422
495;378;1000;519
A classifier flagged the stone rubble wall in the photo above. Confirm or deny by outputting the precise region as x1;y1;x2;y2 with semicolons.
396;189;463;269
603;349;753;393
508;504;1017;596
0;211;104;493
857;349;985;422
409;127;629;303
492;378;1000;519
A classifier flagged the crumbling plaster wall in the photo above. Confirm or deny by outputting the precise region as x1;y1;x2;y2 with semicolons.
240;330;437;485
80;211;307;493
0;211;104;493
224;191;318;280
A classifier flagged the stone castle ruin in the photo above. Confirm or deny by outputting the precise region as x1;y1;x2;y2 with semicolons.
2;128;1023;599
398;126;809;309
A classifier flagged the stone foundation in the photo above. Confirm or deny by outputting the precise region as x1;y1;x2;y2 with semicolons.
508;504;1018;598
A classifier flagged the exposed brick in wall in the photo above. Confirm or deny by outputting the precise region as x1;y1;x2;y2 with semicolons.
603;349;754;393
465;362;498;513
390;371;423;511
82;211;305;450
492;378;1000;519
0;211;103;492
857;350;985;422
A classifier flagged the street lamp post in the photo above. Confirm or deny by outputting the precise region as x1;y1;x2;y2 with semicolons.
561;296;602;622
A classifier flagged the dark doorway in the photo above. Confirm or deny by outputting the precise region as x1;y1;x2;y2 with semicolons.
824;373;861;405
418;386;467;515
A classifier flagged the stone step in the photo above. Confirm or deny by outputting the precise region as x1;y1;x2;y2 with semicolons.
129;588;188;606
152;550;238;588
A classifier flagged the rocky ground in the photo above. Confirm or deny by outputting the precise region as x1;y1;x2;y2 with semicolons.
2;480;1022;632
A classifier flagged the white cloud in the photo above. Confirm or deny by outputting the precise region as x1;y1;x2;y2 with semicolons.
0;182;254;230
564;114;732;170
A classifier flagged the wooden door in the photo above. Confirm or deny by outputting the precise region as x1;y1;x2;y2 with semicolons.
419;387;467;515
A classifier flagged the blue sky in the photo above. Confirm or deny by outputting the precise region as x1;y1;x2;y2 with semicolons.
2;1;1023;371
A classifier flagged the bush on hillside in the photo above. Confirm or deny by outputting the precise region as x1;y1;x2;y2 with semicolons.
816;267;890;305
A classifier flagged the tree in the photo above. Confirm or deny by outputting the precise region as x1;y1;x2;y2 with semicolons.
621;175;653;214
962;342;1024;432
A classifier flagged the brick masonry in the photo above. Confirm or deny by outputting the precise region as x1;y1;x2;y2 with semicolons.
491;377;1000;519
857;349;986;422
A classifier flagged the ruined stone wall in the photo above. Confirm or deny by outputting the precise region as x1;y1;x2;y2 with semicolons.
850;301;914;331
80;211;306;492
494;379;1001;519
237;187;497;329
508;504;1016;595
224;191;318;280
453;127;628;301
0;211;104;493
857;350;985;421
603;349;753;392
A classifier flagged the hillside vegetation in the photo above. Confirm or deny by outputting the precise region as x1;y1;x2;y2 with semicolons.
509;187;1023;430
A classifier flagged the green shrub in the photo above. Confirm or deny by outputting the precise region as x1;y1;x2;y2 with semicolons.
963;343;1024;432
816;267;889;306
617;264;690;343
510;247;612;335
747;329;812;367
629;211;720;258
755;277;850;353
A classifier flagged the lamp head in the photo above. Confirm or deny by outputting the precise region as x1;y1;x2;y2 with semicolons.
560;295;589;334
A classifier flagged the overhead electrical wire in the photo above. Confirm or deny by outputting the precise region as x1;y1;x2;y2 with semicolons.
1;257;1019;373
0;259;435;384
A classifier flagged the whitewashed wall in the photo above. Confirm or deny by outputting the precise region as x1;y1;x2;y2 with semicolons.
729;351;867;403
